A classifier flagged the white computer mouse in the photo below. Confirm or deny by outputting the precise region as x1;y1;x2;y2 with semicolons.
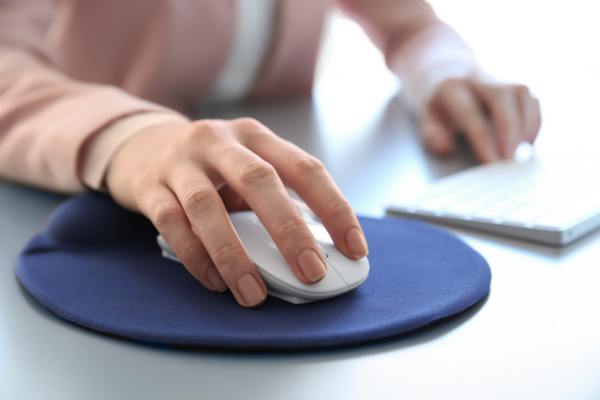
157;211;369;304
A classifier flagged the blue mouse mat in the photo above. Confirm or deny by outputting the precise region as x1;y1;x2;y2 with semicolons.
14;192;491;351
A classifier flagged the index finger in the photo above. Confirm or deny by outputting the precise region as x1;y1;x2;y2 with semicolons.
204;124;329;285
470;82;522;158
232;119;369;261
438;83;500;162
167;168;268;307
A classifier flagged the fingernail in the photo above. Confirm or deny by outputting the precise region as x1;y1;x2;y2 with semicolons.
236;274;266;307
297;249;327;282
206;266;228;292
345;228;369;258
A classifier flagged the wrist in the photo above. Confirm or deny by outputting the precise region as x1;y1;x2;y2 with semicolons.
81;112;190;192
105;121;191;211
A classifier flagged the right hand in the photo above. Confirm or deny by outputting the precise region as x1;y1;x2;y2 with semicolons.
420;77;541;163
105;118;369;307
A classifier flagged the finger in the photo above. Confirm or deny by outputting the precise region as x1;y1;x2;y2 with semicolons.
419;107;455;157
517;87;542;144
203;123;328;284
139;184;228;292
167;168;267;307
470;82;521;158
438;83;500;162
232;118;369;260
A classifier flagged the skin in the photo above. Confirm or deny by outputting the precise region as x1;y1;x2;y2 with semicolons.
105;76;540;309
342;0;542;161
106;118;369;308
420;76;542;162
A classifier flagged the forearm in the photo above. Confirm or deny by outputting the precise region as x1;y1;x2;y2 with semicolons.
338;0;481;113
0;46;187;193
0;0;190;193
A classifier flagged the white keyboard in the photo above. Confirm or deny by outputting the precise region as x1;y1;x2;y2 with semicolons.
386;160;600;246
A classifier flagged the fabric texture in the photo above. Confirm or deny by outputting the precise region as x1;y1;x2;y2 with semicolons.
0;0;477;193
209;0;279;104
14;192;491;351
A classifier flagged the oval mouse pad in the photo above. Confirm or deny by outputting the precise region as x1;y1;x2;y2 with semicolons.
14;192;491;351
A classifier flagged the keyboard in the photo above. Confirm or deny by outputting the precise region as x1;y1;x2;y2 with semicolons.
386;159;600;246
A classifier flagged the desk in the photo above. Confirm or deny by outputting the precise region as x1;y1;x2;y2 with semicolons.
2;3;600;399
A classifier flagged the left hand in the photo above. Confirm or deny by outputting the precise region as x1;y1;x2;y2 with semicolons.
419;76;541;162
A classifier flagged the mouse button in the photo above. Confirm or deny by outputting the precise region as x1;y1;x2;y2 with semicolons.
307;224;333;245
229;210;260;225
319;242;370;285
317;245;328;260
281;265;346;294
252;240;292;275
253;247;346;295
336;256;370;285
229;212;267;237
229;212;274;256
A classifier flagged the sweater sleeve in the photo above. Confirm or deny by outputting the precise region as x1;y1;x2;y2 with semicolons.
338;0;482;114
0;0;188;194
80;112;189;191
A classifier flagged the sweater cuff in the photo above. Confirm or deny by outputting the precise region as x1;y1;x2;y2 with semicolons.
81;112;189;190
389;24;483;114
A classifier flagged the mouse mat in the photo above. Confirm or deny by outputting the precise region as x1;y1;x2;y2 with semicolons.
14;192;491;351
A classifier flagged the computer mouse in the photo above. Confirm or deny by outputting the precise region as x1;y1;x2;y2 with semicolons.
157;211;369;304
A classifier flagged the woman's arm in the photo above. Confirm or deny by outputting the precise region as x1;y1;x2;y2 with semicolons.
339;0;541;162
1;0;368;308
0;0;186;193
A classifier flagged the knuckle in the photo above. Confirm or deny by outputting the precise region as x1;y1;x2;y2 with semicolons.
236;117;263;130
236;159;277;189
274;217;306;242
517;84;530;95
290;153;326;177
211;242;243;269
236;117;274;143
324;197;353;219
178;242;206;266
152;203;181;231
180;184;218;214
187;119;224;143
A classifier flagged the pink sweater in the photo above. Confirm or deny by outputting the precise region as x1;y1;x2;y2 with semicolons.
0;0;478;193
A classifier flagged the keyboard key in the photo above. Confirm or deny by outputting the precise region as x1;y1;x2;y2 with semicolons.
387;160;600;245
502;206;543;227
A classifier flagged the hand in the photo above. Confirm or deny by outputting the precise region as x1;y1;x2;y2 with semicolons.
105;118;368;307
419;76;541;162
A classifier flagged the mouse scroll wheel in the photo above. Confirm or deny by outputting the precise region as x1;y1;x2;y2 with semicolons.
318;245;329;259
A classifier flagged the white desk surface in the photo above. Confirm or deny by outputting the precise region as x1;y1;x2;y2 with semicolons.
2;2;600;399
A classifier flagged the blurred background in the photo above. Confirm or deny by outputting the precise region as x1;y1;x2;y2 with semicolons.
316;0;600;162
309;0;600;215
